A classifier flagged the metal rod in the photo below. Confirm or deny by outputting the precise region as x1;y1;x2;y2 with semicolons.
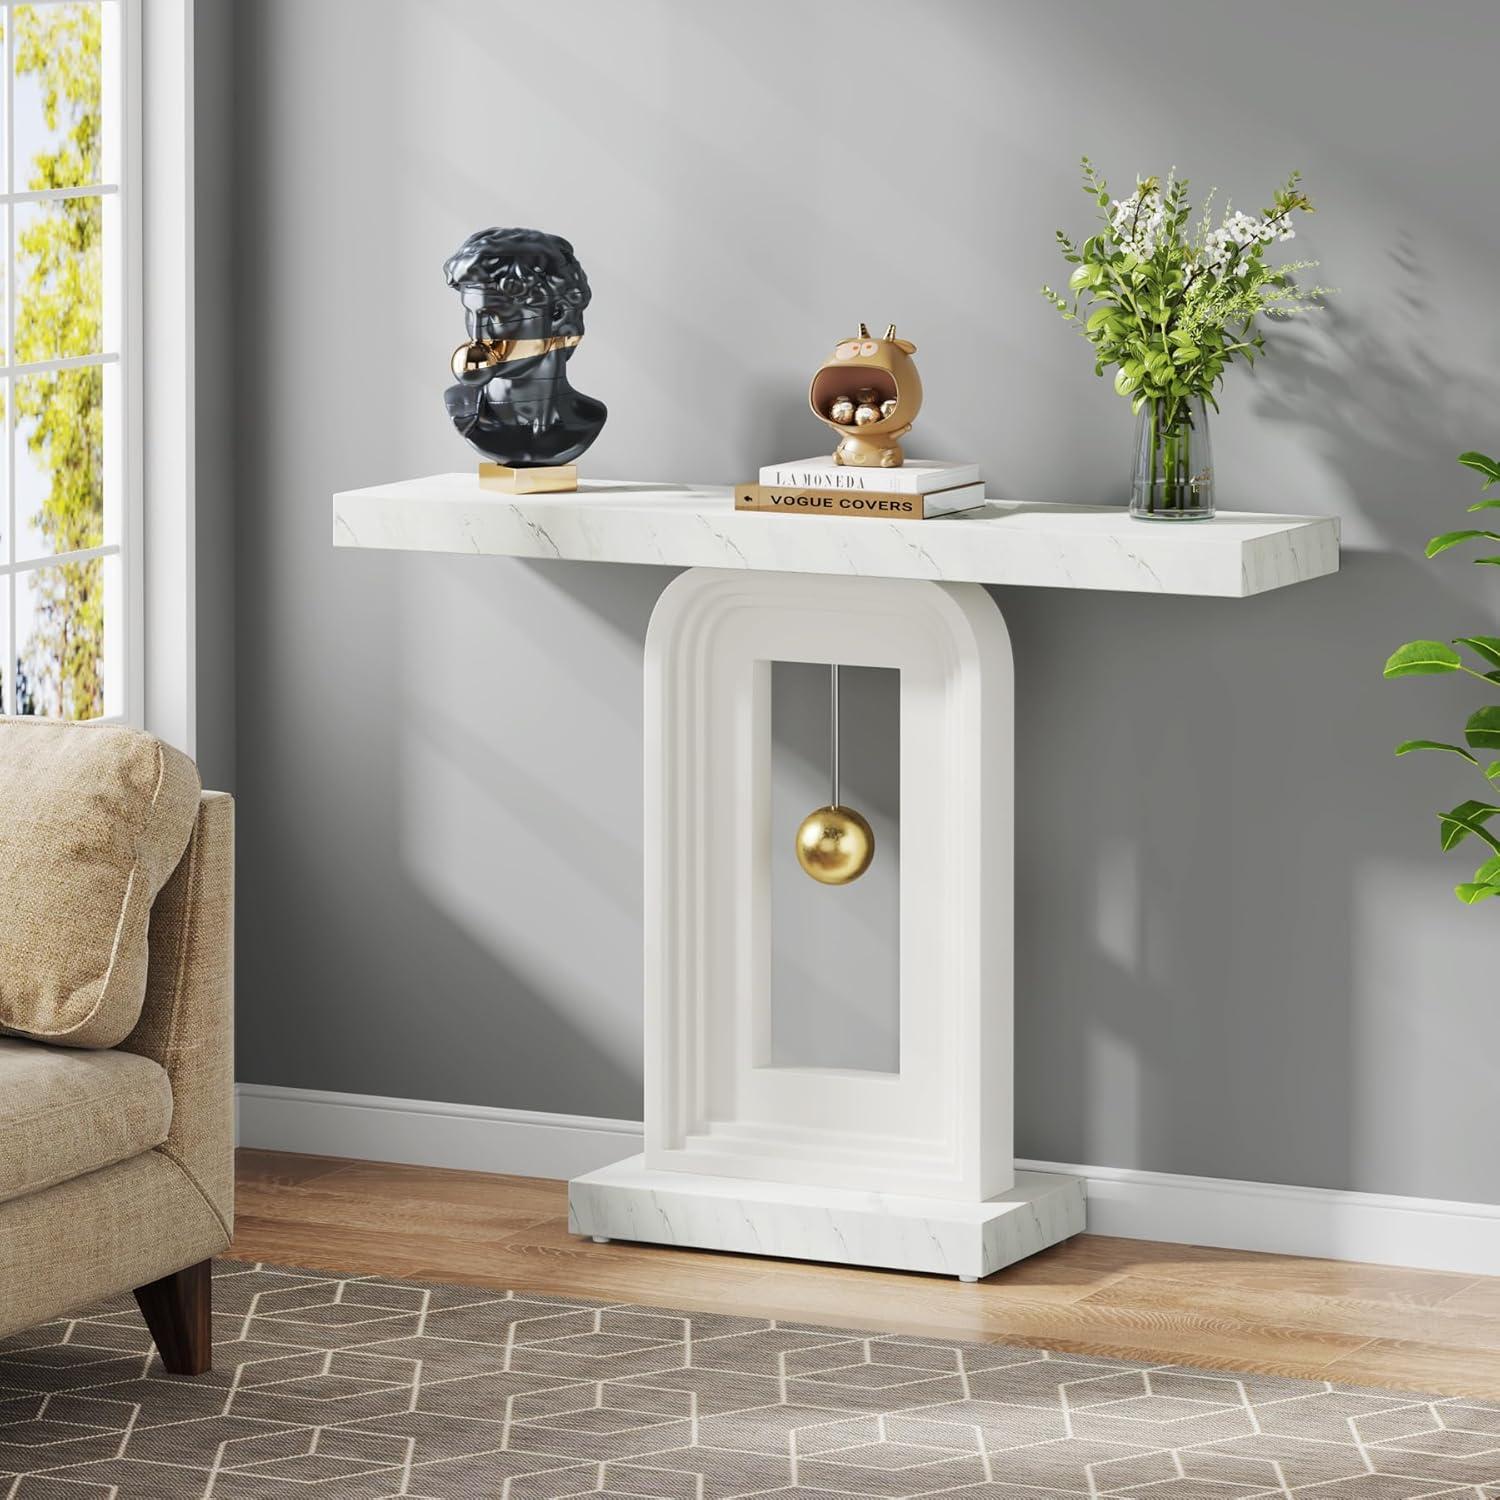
830;663;840;808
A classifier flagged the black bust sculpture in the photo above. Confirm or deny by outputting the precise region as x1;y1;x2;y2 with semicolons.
443;227;607;468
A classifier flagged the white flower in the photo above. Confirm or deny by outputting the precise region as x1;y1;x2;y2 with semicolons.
1200;206;1293;276
1109;190;1165;256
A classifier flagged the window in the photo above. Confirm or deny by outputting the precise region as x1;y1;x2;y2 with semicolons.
0;2;132;722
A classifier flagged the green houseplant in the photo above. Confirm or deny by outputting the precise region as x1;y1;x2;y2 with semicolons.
1383;450;1500;904
1044;158;1328;520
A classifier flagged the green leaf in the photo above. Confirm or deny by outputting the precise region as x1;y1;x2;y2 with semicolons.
1477;855;1500;883
1466;706;1500;750
1070;265;1095;291
1473;557;1500;567
1467;498;1500;512
1455;881;1500;904
1426;530;1500;557
1488;761;1500;782
1383;641;1462;677
1084;304;1112;330
1395;739;1478;763
1113;369;1136;396
1438;800;1500;853
1459;450;1500;486
1455;636;1500;670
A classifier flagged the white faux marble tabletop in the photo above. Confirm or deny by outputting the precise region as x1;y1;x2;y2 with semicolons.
333;475;1340;598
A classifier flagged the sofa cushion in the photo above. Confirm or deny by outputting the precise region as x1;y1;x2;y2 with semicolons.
0;721;201;1048
0;1037;173;1206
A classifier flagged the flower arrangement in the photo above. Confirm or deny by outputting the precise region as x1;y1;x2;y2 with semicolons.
1043;158;1330;518
1383;450;1500;905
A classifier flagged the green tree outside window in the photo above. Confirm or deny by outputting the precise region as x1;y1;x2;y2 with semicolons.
4;2;106;720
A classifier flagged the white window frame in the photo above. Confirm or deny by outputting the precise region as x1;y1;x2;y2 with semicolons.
0;0;142;726
0;2;207;758
139;0;195;756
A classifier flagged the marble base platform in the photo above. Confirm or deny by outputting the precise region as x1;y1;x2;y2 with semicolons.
567;1156;1086;1280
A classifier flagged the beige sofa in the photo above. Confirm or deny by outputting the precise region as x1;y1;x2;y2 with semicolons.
0;722;233;1375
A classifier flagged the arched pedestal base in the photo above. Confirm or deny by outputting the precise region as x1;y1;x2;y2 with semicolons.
568;566;1086;1279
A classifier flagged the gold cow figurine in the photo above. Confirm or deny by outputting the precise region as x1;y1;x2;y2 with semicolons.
809;323;922;467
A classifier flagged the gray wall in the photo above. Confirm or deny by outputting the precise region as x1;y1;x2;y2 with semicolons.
230;0;1500;1202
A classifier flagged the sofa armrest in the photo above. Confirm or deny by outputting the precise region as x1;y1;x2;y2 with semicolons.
118;790;234;1238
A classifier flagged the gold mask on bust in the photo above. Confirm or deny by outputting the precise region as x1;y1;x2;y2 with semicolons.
450;333;584;381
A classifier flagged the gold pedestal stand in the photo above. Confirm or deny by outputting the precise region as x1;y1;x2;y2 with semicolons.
478;463;578;494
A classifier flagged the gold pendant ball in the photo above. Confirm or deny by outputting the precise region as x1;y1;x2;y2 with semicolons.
795;804;875;885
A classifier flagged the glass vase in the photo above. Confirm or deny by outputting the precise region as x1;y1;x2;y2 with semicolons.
1130;394;1215;521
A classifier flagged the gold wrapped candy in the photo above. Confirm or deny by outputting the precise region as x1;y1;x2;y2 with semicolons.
854;404;880;425
828;396;855;425
880;398;897;419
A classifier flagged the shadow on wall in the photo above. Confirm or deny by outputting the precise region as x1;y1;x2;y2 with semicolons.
1012;247;1500;1198
1254;243;1500;563
232;662;641;1122
383;556;674;1121
1008;552;1418;1194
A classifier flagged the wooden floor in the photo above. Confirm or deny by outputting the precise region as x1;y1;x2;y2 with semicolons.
231;1150;1500;1400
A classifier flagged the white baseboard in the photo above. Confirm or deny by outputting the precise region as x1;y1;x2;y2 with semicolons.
234;1084;644;1182
234;1085;1500;1276
1015;1158;1500;1278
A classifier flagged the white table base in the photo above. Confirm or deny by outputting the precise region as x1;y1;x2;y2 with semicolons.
566;566;1067;1280
332;476;1340;1285
569;1156;1086;1282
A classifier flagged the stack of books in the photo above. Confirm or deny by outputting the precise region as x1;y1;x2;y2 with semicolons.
735;458;984;521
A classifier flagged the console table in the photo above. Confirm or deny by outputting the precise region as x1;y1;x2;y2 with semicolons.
334;475;1339;1279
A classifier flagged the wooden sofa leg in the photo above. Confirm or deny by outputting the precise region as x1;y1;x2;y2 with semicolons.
134;1259;212;1375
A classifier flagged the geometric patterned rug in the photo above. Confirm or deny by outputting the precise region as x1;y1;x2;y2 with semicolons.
1;1262;1498;1499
